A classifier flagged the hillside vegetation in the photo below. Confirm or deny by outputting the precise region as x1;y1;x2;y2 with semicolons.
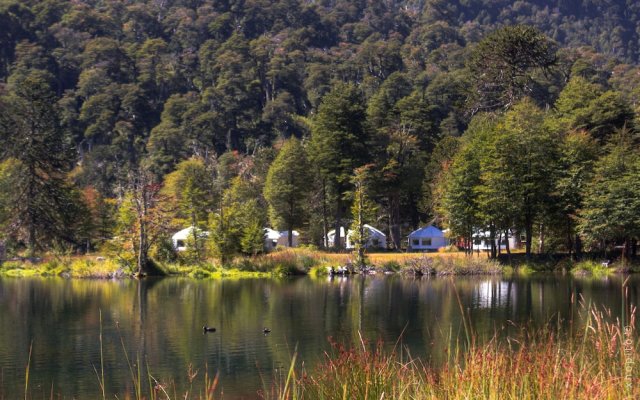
0;0;639;273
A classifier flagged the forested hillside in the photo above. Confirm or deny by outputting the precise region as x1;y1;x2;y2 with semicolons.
0;0;639;269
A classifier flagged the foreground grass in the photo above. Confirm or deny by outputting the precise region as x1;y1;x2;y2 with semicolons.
264;306;639;400
17;302;635;399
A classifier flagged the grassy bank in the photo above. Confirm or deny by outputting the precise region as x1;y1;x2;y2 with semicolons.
1;248;637;279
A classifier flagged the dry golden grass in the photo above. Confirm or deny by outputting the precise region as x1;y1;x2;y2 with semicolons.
323;250;468;265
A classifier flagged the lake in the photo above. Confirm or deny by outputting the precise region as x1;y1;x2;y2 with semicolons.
1;274;638;399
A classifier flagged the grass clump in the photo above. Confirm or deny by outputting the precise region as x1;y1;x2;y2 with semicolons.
0;256;125;278
571;260;614;277
434;257;502;275
247;249;330;275
309;264;332;278
380;260;401;273
399;256;502;276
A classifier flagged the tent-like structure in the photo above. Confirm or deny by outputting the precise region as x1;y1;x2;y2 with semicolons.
277;230;300;247
264;228;281;251
472;230;519;251
264;228;300;250
327;225;387;249
172;226;209;252
407;225;447;251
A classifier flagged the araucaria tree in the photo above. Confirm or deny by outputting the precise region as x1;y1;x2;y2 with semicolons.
0;71;80;254
264;137;311;247
467;25;557;113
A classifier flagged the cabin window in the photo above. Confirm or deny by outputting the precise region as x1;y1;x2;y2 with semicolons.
372;239;380;247
176;240;185;248
422;238;432;246
412;239;419;246
271;240;277;248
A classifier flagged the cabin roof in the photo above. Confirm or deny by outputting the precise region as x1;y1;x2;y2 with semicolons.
408;225;444;238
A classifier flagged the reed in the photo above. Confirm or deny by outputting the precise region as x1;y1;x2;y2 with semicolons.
267;303;639;400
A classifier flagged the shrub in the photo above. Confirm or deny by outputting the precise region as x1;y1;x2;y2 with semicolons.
380;260;401;272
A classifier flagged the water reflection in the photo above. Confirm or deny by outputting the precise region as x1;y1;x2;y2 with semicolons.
0;274;638;399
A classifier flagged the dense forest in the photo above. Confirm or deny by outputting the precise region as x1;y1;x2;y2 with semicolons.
0;0;639;272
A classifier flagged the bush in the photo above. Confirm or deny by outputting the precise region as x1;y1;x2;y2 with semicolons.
401;257;435;275
571;260;612;277
380;260;401;272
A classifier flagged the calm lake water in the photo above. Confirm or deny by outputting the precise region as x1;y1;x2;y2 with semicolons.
1;274;639;399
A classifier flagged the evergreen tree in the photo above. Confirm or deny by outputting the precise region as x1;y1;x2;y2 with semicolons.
0;70;79;254
467;25;557;113
309;83;370;249
264;138;311;247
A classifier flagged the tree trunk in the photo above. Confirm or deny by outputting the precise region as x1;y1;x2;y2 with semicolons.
322;178;328;248
514;229;523;250
538;223;545;254
566;218;574;261
505;229;512;265
525;219;533;260
191;211;200;261
622;237;630;266
134;173;151;276
27;171;36;256
388;193;401;250
137;217;148;276
334;200;342;250
288;225;293;247
575;234;582;259
489;223;496;259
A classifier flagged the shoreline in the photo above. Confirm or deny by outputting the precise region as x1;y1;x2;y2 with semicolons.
1;249;637;279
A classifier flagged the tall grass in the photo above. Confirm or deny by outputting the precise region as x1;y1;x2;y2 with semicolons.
17;299;639;399
264;302;639;399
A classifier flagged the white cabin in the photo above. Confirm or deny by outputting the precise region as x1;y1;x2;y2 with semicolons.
327;225;387;249
264;228;281;251
172;226;209;252
264;228;300;250
277;230;300;247
408;225;447;251
472;230;519;251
